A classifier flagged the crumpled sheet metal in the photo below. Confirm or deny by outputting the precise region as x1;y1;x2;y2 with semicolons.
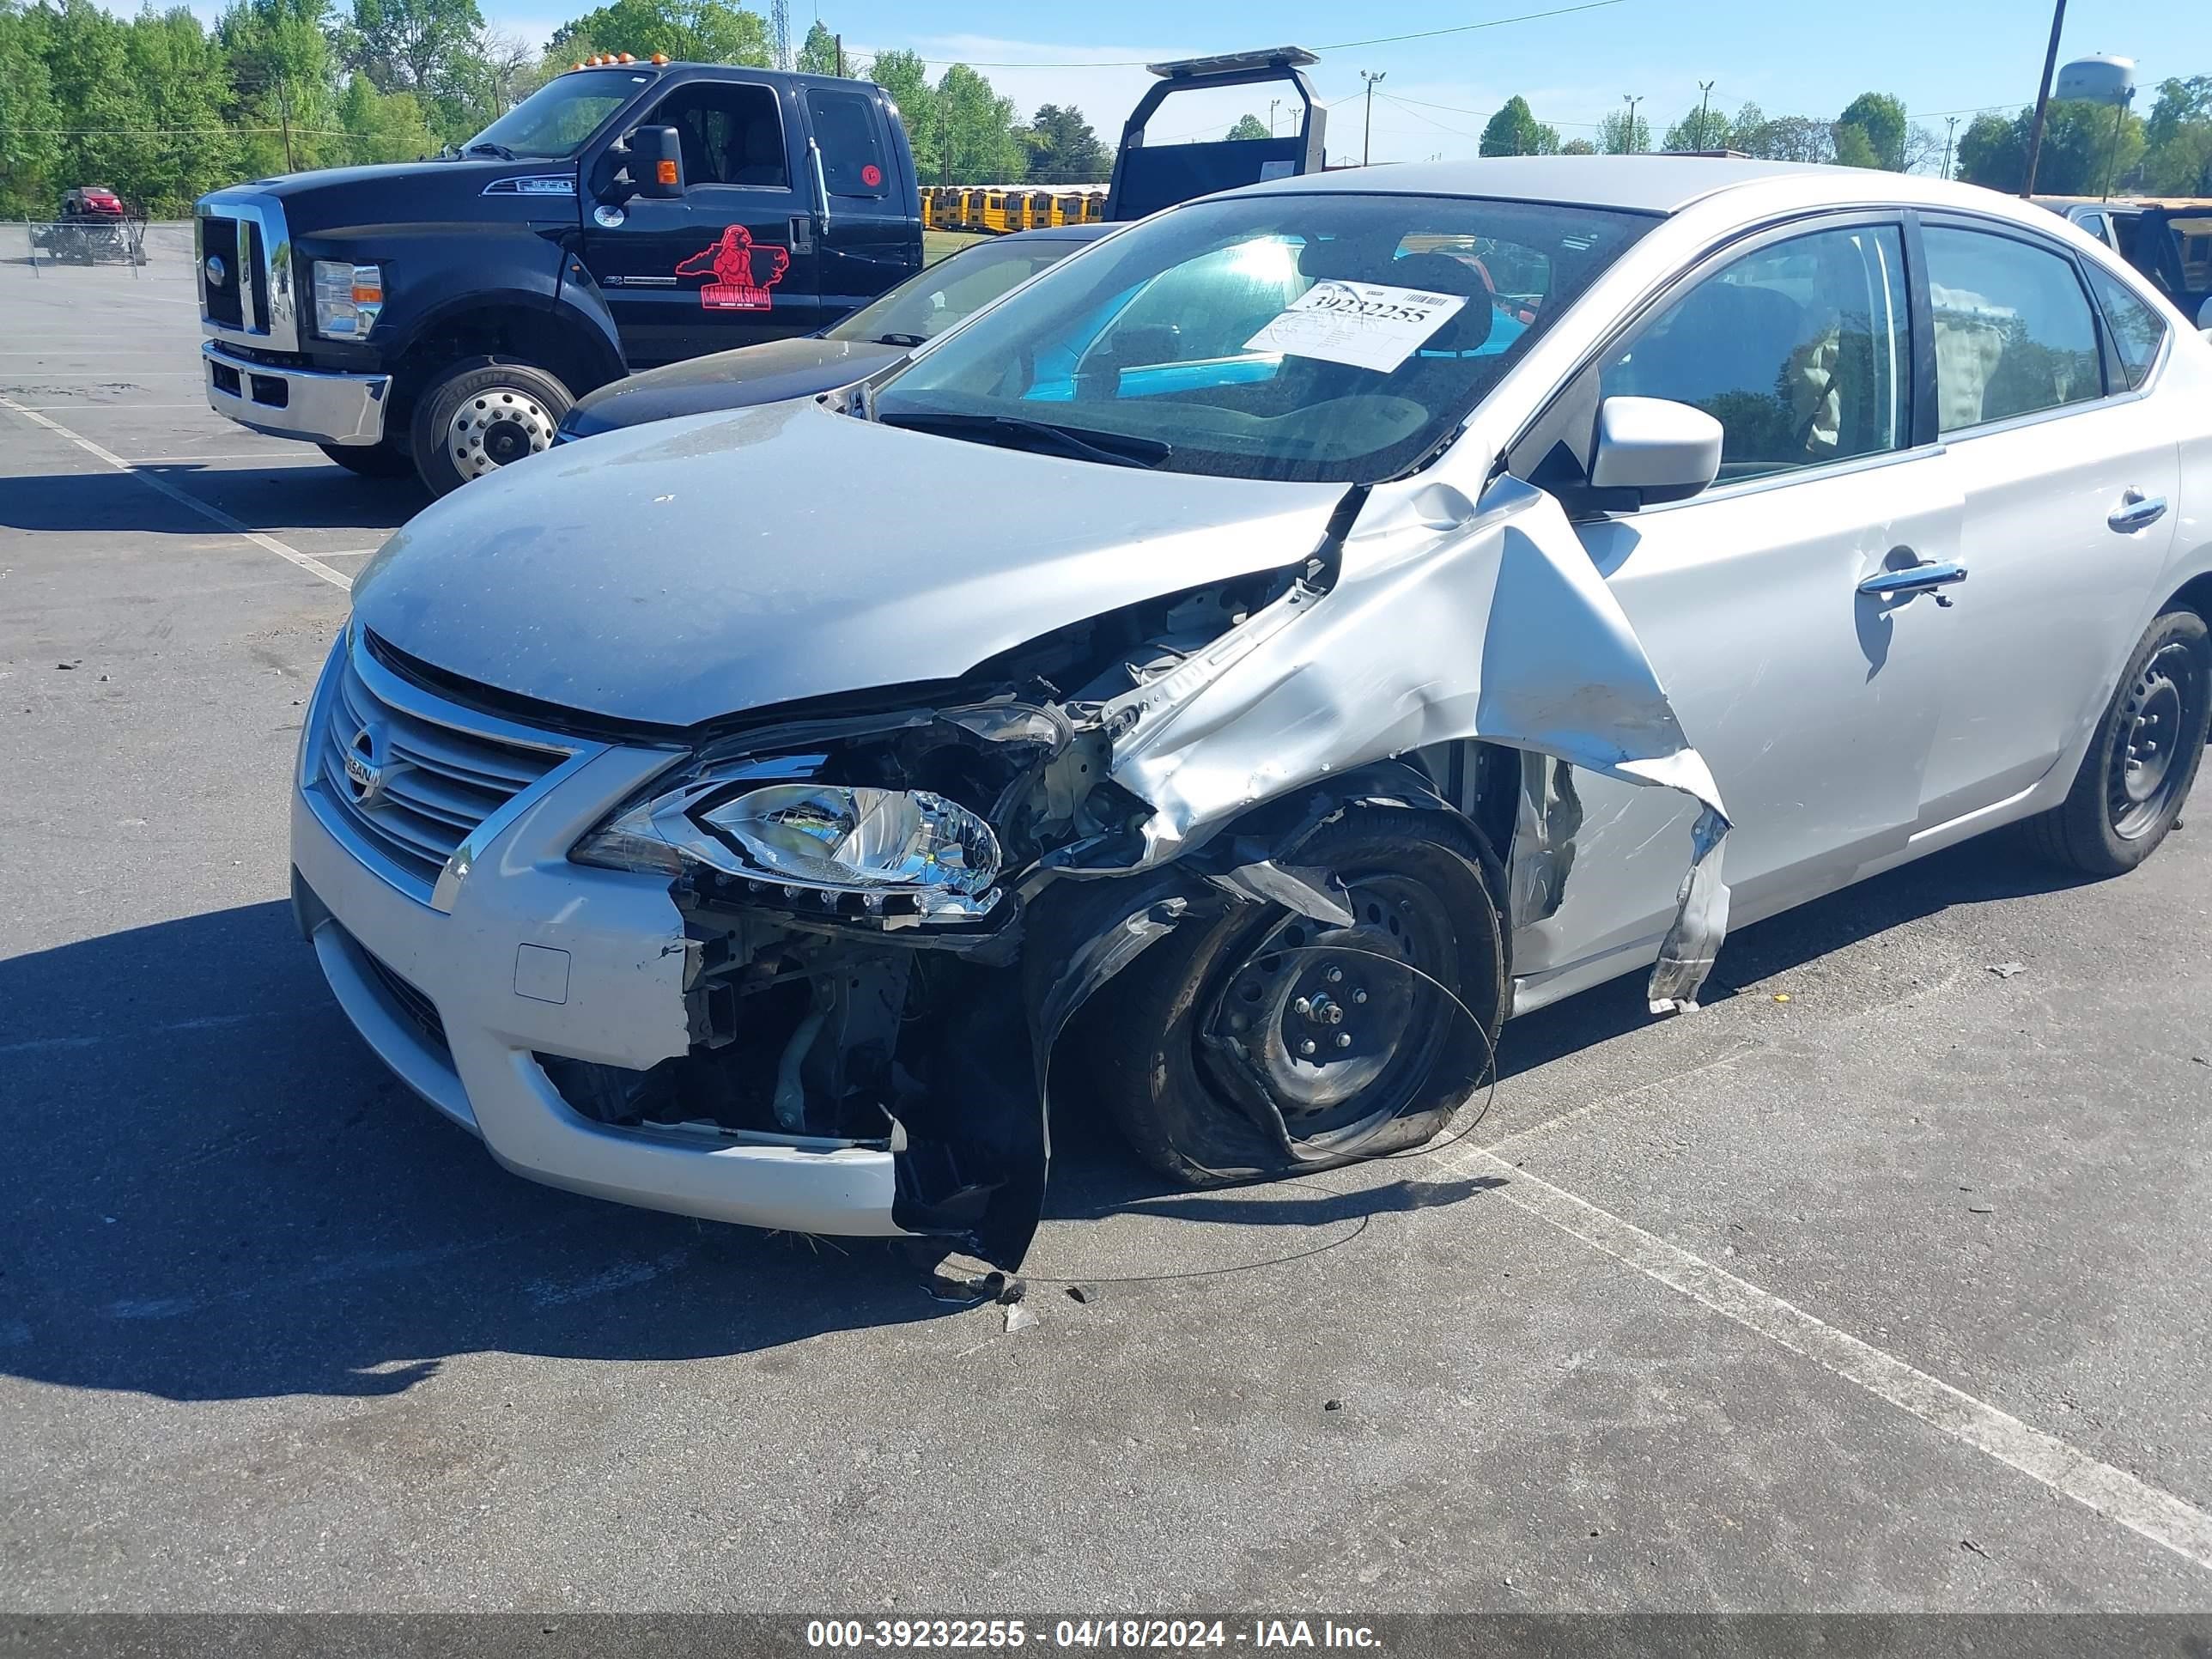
1100;477;1733;1013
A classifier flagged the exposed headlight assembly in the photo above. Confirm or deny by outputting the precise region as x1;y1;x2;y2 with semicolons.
574;768;1003;919
312;259;383;340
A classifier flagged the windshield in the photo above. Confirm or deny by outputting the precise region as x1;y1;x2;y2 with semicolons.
872;192;1651;483
462;69;647;160
829;237;1085;347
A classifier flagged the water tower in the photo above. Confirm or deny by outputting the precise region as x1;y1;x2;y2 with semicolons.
2056;54;2137;198
2055;54;2134;106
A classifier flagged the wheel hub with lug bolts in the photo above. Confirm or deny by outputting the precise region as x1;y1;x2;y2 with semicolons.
448;389;556;480
2108;643;2199;839
1205;879;1435;1126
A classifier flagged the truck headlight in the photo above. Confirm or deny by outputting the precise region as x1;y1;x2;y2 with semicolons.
575;774;1002;910
313;260;383;340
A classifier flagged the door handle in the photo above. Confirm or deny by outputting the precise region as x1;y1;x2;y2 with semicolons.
1857;560;1969;607
807;137;831;233
2108;492;2167;532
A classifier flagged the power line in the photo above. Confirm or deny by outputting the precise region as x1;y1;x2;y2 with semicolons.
906;0;1632;68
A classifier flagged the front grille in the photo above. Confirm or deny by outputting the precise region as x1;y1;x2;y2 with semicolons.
244;220;270;331
356;937;449;1055
317;644;567;896
201;216;242;328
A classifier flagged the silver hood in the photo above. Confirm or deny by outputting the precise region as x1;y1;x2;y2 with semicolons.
351;398;1345;728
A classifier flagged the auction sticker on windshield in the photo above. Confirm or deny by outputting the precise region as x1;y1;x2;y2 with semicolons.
1244;279;1468;373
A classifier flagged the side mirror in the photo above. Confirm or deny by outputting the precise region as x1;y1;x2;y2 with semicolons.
2197;295;2212;335
1589;396;1723;507
635;125;684;200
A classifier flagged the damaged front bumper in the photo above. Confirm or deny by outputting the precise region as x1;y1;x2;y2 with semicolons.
290;649;914;1242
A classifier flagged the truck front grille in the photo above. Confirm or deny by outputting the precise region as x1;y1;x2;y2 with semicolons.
201;216;242;328
316;641;568;898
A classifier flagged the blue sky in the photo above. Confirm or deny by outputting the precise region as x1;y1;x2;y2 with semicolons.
469;0;2202;162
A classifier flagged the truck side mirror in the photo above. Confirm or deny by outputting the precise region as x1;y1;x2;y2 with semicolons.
635;126;684;200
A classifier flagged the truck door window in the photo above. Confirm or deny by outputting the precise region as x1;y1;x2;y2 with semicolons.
805;88;890;197
643;82;787;188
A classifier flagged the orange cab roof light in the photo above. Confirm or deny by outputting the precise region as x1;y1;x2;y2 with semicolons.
652;52;669;64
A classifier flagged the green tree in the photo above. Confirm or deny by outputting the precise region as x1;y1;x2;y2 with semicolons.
794;18;837;75
935;60;1022;182
1480;94;1554;157
2142;76;2212;194
1025;102;1108;182
1224;112;1268;143
1559;137;1595;155
1954;111;2017;187
337;69;436;160
864;46;935;175
1831;121;1880;168
549;0;769;68
1838;91;1906;168
0;2;65;214
217;0;344;176
1956;101;2143;195
127;8;243;211
1662;100;1730;153
1598;107;1649;154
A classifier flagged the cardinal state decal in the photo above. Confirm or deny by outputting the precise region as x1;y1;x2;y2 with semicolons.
675;225;790;311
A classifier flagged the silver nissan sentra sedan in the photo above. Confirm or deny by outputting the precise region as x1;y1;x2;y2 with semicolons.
295;158;2211;1269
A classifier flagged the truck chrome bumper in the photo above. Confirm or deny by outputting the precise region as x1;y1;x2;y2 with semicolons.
202;340;392;447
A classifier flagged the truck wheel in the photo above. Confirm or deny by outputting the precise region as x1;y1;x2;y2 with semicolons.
409;357;572;496
318;440;417;480
1079;811;1504;1187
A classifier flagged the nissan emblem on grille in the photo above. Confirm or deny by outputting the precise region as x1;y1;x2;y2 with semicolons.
204;255;227;288
343;722;403;806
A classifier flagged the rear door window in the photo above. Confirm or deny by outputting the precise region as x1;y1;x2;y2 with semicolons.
806;87;890;198
1922;226;2103;433
2083;264;2168;390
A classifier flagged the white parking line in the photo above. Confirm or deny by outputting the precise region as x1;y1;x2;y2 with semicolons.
1443;1145;2212;1573
128;453;326;465
0;396;353;592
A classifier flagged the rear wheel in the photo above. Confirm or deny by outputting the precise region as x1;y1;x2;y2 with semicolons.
2025;606;2210;876
318;438;416;480
408;357;572;496
1082;811;1504;1186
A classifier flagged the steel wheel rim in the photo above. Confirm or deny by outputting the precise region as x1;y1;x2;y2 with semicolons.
2108;642;2200;840
1201;870;1455;1149
447;388;556;479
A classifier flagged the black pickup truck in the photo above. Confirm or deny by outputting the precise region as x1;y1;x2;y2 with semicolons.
195;59;921;492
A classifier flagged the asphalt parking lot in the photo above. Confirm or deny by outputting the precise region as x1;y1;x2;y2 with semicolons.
3;229;2211;1614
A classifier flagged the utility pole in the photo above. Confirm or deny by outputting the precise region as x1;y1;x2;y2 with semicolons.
1360;70;1386;166
1621;93;1643;154
1697;80;1715;150
835;33;843;77
1268;97;1280;137
2101;85;2132;200
1942;114;1960;179
2021;0;2066;197
277;76;296;173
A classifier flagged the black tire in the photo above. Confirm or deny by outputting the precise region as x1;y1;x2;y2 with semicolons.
2025;606;2210;876
318;439;417;480
407;357;572;497
1081;811;1506;1187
